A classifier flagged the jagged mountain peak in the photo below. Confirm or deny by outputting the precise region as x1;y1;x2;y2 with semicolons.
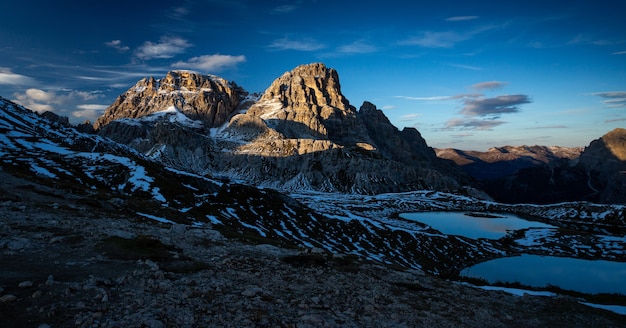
94;70;244;130
257;62;351;113
244;63;369;146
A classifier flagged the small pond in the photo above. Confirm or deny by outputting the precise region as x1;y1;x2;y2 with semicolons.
461;254;626;295
400;211;556;239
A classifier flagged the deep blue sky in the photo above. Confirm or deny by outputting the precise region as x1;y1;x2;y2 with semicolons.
1;0;625;150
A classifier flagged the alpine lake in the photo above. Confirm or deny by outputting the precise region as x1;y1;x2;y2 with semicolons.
400;211;626;296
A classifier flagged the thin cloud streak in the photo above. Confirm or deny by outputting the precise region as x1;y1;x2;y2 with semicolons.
268;37;326;51
395;94;480;101
591;91;626;108
399;113;422;121
445;118;505;130
472;81;508;91
399;31;468;48
171;54;246;72
525;125;568;129
271;5;297;14
337;41;378;54
399;25;495;48
448;63;483;71
445;16;479;22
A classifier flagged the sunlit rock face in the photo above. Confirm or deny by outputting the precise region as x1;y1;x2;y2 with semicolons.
95;63;475;194
577;128;626;203
247;63;371;144
94;71;244;130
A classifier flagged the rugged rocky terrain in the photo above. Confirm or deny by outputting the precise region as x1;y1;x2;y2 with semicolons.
2;172;625;328
96;63;473;194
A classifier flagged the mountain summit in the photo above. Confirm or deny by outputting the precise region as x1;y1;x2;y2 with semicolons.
246;63;371;146
94;70;245;130
95;63;474;194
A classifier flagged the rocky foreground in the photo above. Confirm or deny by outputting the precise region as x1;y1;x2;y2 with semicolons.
1;176;624;327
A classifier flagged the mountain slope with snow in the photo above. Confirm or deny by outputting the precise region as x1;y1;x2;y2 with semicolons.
95;63;475;195
5;95;624;277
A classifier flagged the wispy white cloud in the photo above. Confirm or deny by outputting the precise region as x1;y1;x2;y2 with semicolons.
76;104;108;110
612;51;626;55
105;40;129;52
606;118;626;123
0;68;38;86
569;34;626;47
399;25;494;49
399;113;422;121
448;63;483;70
170;6;190;19
471;81;508;91
399;31;467;48
171;54;246;72
268;37;326;51
135;36;191;60
337;40;378;54
445;16;479;22
73;104;108;121
525;125;568;129
395;94;480;101
12;88;101;114
591;91;626;108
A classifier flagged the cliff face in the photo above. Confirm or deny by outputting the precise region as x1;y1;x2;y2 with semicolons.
95;63;475;194
94;71;245;130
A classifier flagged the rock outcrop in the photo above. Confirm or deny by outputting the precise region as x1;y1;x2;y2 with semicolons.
94;71;245;130
95;63;475;194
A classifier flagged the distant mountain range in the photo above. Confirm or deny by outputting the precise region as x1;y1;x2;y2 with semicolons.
435;145;583;180
437;130;626;204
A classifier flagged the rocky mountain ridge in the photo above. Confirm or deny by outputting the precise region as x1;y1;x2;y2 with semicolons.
475;129;626;204
96;63;473;194
435;145;583;180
